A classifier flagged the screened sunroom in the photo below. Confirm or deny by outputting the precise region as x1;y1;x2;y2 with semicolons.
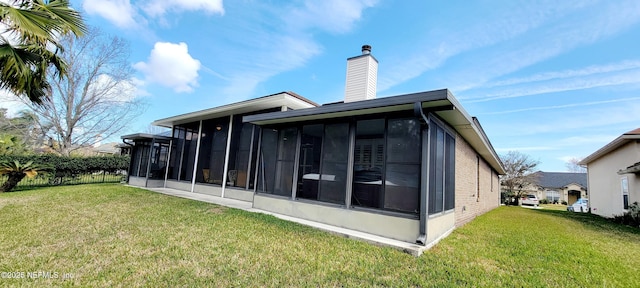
134;92;318;201
121;133;172;188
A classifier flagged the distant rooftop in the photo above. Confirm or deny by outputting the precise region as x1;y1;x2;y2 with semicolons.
532;171;587;189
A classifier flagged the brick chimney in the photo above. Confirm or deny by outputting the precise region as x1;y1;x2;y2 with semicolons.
344;45;378;103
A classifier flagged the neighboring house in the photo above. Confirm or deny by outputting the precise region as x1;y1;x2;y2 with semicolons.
93;142;122;155
122;46;505;247
579;128;640;217
522;171;587;204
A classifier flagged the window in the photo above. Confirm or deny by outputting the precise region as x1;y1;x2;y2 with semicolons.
476;156;480;201
384;118;421;213
622;177;629;209
429;120;455;214
297;124;323;200
167;123;199;182
546;190;560;203
196;118;228;185
352;119;385;210
130;143;143;177
168;127;185;180
257;127;297;197
227;122;258;189
318;123;349;204
444;133;455;210
295;123;349;204
352;118;421;214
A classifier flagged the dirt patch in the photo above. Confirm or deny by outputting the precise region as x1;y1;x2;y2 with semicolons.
206;206;228;214
0;194;44;209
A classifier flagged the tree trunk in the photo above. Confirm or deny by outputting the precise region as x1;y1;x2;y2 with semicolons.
0;172;26;192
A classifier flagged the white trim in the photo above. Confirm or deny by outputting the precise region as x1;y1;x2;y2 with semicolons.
163;137;173;188
190;120;203;193
221;115;234;198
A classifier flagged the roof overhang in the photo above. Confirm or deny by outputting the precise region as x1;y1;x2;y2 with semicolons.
244;89;506;174
579;133;640;165
121;133;172;141
151;92;318;128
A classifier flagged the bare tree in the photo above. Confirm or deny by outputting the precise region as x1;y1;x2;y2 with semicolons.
22;28;145;156
565;157;587;173
500;151;540;203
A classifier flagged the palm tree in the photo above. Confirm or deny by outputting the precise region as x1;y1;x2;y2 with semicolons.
0;0;86;105
0;160;50;192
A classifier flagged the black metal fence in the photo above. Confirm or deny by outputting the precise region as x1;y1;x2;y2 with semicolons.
0;171;127;191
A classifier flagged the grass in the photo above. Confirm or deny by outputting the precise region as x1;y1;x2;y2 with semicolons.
539;203;568;211
1;184;639;287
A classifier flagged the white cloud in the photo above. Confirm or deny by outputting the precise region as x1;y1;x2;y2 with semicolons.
209;1;376;100
288;0;377;34
82;0;223;28
377;0;587;92
494;102;640;137
83;0;139;29
478;97;640;115
495;146;555;153
88;74;142;102
134;42;201;93
378;1;640;93
449;1;640;94
141;0;224;18
467;69;640;102
485;60;640;89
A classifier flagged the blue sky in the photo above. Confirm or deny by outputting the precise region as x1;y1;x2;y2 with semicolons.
4;0;640;172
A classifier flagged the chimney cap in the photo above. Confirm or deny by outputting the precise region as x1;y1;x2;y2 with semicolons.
362;45;372;54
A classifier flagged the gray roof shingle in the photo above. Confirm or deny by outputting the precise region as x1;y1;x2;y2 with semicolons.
532;171;587;189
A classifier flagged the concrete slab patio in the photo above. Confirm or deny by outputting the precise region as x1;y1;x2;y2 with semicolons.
140;186;431;256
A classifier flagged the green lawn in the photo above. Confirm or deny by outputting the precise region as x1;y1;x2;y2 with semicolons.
1;184;639;287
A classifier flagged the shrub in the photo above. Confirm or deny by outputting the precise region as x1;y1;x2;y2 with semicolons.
539;199;549;204
561;200;568;205
0;161;52;192
612;202;640;228
0;154;129;179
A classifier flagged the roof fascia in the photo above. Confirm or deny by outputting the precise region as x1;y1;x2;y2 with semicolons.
151;92;317;128
579;134;640;165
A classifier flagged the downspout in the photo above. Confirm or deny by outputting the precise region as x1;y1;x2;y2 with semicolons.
414;102;429;245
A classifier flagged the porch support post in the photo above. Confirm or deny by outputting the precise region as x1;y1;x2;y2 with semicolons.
345;123;356;208
163;136;173;188
221;115;234;198
253;128;262;193
190;120;203;193
291;129;301;200
245;125;256;189
144;138;156;187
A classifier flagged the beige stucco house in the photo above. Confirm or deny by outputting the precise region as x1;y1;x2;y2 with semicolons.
122;46;505;248
519;172;587;205
579;128;640;217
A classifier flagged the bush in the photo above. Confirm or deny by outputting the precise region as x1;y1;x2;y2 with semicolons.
0;154;129;178
612;202;640;228
561;200;568;205
539;199;549;204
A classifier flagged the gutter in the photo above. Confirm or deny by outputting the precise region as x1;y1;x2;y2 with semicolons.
414;102;429;245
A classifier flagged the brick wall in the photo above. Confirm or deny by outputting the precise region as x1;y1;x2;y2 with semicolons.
454;133;500;226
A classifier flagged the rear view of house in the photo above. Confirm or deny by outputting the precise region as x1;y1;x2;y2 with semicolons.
580;129;640;217
122;46;505;248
